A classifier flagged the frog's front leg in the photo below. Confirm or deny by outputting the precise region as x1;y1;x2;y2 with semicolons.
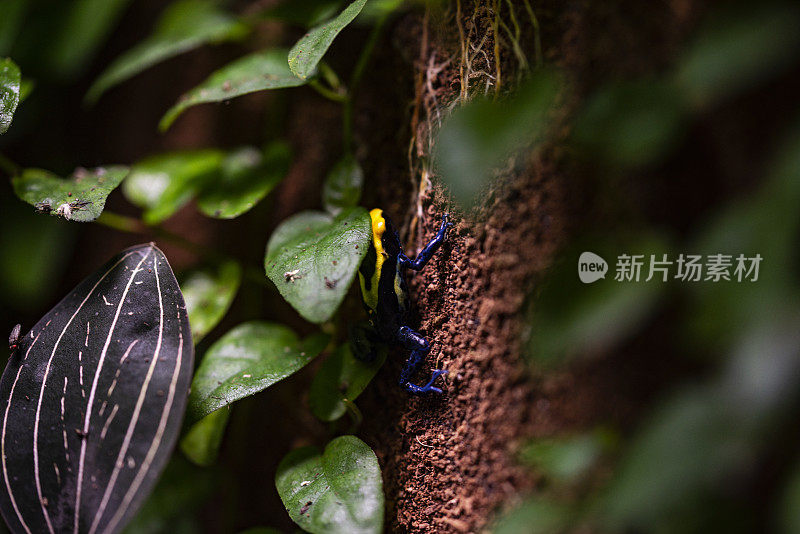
398;213;452;271
397;326;447;394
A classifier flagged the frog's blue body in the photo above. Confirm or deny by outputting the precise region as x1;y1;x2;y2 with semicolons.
354;209;451;394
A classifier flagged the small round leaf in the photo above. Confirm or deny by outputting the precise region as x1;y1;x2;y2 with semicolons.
264;208;371;324
187;321;329;423
276;435;384;534
13;166;129;222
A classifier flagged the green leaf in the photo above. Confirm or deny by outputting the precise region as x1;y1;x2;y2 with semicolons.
124;458;215;534
322;154;363;216
674;2;800;109
520;430;612;482
0;0;28;55
86;0;248;103
781;461;800;534
123;149;224;224
180;407;230;466
160;49;306;131
12;166;129;222
187;321;329;423
435;69;562;206
288;0;368;80
1;57;21;134
491;497;574;534
309;344;386;422
275;435;384;534
264;208;371;324
528;235;667;367
196;142;291;218
260;0;344;27
182;260;242;343
573;80;688;168
48;0;133;77
0;196;77;311
18;78;34;102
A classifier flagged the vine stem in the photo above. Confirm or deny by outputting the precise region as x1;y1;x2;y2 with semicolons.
0;153;20;177
309;79;348;103
95;211;269;287
343;11;390;151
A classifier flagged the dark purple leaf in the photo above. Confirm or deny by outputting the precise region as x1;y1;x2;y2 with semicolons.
0;243;193;534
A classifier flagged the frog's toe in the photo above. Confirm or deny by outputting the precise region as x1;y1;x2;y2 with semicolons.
403;369;448;395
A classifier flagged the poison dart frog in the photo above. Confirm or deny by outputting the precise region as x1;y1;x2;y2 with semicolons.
352;208;452;394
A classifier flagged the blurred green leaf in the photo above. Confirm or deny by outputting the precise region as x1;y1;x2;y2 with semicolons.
160;49;306;131
491;497;573;534
0;197;76;311
520;431;610;482
182;260;242;343
187;321;329;423
86;0;248;103
687;116;800;349
674;1;800;109
781;461;800;534
573;80;687;168
0;57;21;134
288;0;368;80
435;70;562;206
123;149;224;224
602;388;748;531
356;0;404;24
264;208;371;323
123;457;215;534
49;0;133;77
309;344;386;422
237;529;283;534
261;0;343;27
196;142;291;218
18;78;33;102
322;154;363;216
12;166;128;221
528;236;667;366
275;435;384;534
0;0;28;55
180;407;230;466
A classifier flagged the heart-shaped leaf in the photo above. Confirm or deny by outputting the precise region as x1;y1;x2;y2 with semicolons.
181;261;241;343
123;150;224;224
288;0;368;80
264;208;371;324
276;435;384;534
180;407;230;467
196;143;291;219
0;243;194;534
309;344;385;422
160;49;307;131
1;57;21;134
86;0;248;103
187;321;328;423
322;154;363;216
13;166;129;222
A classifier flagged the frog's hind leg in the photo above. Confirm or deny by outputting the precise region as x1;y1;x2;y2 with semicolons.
349;321;381;362
397;326;447;394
